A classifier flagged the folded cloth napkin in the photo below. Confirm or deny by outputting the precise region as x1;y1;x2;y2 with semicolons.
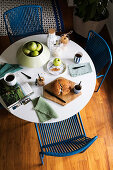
68;62;92;77
0;63;22;78
32;96;58;123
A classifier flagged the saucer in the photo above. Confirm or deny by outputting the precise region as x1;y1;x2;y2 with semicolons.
47;59;66;76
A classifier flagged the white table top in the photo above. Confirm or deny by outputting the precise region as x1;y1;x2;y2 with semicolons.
0;34;96;123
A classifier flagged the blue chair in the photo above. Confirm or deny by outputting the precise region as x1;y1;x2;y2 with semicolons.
85;30;112;92
3;5;44;43
35;112;97;165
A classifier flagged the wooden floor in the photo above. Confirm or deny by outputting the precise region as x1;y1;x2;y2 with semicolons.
0;1;113;170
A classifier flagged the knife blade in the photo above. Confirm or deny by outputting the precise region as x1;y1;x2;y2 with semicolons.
72;65;85;69
45;89;66;103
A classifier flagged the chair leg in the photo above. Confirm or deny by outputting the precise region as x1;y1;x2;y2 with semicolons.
95;62;111;92
80;148;88;153
78;112;86;136
39;152;44;165
95;75;106;92
34;123;44;165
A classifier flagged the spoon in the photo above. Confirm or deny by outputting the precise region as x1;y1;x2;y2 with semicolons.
61;30;73;37
79;81;82;86
38;74;41;80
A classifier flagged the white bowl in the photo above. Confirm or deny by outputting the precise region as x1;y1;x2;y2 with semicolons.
16;42;50;68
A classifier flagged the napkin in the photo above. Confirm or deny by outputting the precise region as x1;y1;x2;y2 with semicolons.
68;62;92;77
0;63;22;79
32;97;58;122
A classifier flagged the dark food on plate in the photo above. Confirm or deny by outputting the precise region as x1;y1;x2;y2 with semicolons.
51;78;72;96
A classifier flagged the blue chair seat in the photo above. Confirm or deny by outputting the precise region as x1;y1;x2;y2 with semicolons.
35;112;97;165
41;135;97;157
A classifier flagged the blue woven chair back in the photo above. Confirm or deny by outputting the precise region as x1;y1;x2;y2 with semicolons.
4;5;44;43
38;114;86;146
85;30;112;74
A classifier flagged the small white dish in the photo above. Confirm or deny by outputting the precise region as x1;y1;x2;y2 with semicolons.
47;59;66;76
4;73;17;86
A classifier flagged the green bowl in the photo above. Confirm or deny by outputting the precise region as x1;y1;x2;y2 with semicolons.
16;42;50;68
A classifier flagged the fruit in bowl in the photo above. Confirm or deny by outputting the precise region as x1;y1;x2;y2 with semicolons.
22;41;43;57
37;43;42;51
27;41;37;51
31;51;39;57
16;41;50;68
53;58;62;66
23;48;31;55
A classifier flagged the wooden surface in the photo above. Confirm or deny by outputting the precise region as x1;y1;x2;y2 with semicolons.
43;77;81;106
0;0;113;169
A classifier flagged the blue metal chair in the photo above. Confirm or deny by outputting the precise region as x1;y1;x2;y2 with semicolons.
3;5;44;44
35;112;97;165
85;30;112;92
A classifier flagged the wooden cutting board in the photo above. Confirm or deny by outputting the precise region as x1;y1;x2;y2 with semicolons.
43;77;81;106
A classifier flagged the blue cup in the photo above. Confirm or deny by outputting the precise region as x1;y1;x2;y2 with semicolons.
74;52;83;64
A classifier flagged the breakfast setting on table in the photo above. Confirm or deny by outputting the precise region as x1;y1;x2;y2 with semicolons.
0;28;96;123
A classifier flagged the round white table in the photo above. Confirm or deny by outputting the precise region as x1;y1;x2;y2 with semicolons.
0;34;96;123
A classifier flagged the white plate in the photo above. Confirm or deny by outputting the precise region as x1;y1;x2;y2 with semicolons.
47;59;66;76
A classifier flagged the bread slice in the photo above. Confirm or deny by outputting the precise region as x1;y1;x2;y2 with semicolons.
59;78;71;95
51;79;61;95
51;78;72;96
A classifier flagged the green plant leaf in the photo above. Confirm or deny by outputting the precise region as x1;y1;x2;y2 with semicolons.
78;4;87;17
88;3;97;19
88;0;98;4
74;0;112;21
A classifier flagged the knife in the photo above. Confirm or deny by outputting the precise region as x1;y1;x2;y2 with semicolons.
72;65;85;69
45;89;66;103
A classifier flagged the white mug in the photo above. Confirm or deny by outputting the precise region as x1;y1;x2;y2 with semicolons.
4;73;17;86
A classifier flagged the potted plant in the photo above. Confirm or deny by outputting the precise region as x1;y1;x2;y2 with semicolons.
73;0;113;38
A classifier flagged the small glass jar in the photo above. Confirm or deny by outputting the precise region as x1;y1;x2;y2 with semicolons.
60;34;69;45
47;28;57;53
35;77;45;86
52;43;62;58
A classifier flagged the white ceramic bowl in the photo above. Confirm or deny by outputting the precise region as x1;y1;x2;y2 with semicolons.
16;42;50;68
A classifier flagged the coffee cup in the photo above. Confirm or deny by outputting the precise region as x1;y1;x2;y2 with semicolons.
4;73;17;86
74;52;83;64
74;84;82;94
